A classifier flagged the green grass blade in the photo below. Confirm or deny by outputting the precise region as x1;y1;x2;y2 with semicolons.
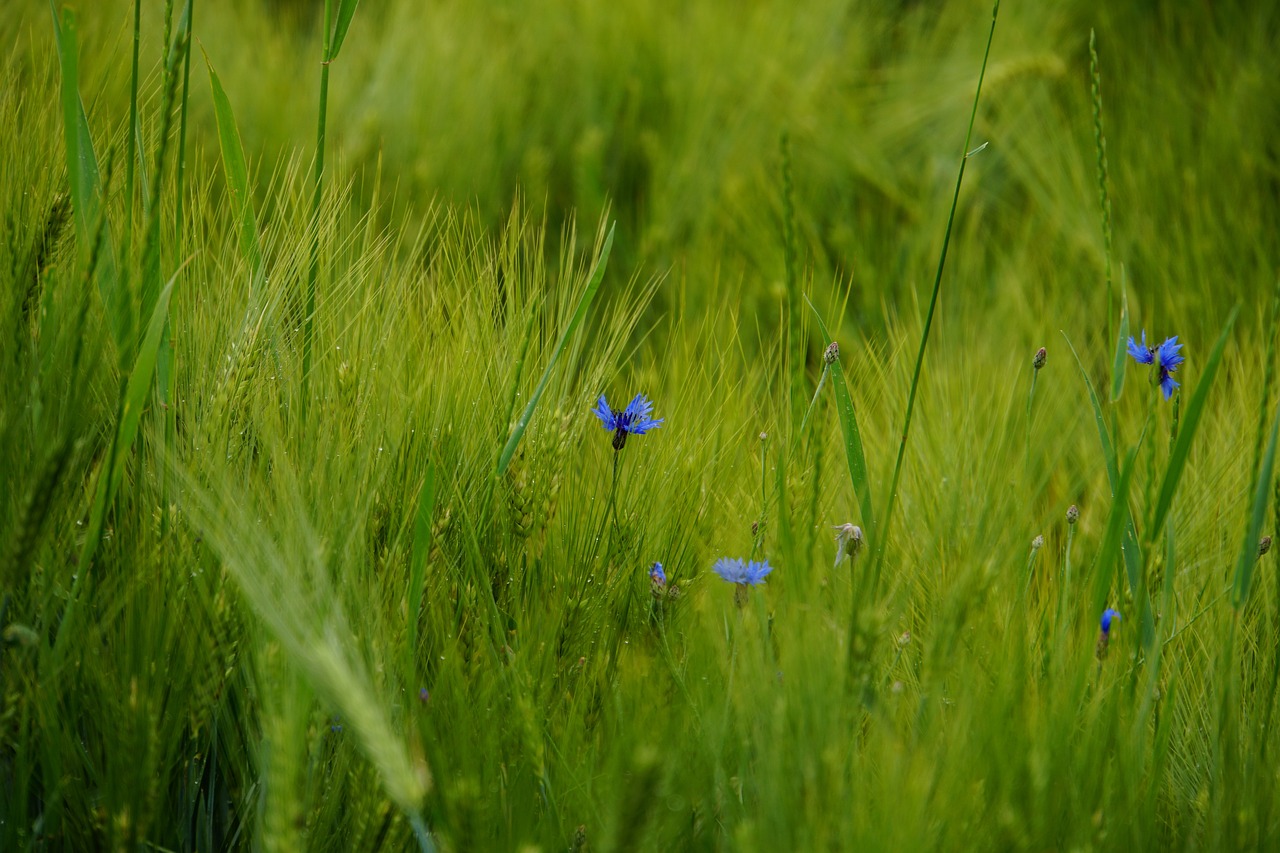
1093;443;1139;612
1231;405;1279;610
50;3;127;357
79;270;180;569
408;463;436;657
1064;330;1148;625
1063;331;1118;485
1149;306;1239;542
205;53;261;272
496;223;614;476
1110;276;1128;402
330;0;362;60
805;296;875;546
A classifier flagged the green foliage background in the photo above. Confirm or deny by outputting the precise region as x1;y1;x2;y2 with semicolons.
2;0;1279;850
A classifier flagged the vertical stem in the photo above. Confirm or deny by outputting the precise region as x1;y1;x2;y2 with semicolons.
125;0;141;252
751;435;768;559
304;0;335;419
869;0;1000;591
175;0;194;251
1025;369;1038;482
608;449;621;538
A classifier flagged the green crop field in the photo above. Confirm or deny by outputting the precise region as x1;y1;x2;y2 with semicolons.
2;0;1279;849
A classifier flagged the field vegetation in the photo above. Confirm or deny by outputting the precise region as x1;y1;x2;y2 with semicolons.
2;0;1279;849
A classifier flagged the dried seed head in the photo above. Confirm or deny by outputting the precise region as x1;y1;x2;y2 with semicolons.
1261;536;1273;557
897;630;912;648
759;431;768;442
832;523;863;565
824;341;840;365
1033;347;1047;370
1032;534;1044;550
1067;505;1079;525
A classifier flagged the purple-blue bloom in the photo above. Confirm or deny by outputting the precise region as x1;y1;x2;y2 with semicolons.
1127;330;1185;399
649;561;666;586
712;557;773;586
593;393;663;450
1100;608;1121;635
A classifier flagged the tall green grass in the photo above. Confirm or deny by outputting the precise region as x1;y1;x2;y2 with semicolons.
3;0;1280;850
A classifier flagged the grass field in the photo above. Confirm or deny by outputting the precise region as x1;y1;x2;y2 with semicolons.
3;0;1280;849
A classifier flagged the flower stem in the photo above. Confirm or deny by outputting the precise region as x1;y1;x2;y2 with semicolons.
608;449;622;539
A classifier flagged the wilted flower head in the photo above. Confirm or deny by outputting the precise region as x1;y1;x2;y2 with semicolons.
824;341;840;365
1100;608;1121;635
832;523;863;566
1127;330;1185;399
593;393;663;450
1261;536;1273;557
649;561;667;586
1031;534;1044;550
1066;505;1080;525
1033;346;1047;370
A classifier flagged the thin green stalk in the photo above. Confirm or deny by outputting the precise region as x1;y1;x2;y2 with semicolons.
1060;521;1076;635
303;0;335;418
608;449;622;538
1025;367;1038;481
174;0;195;251
870;0;1000;590
1090;30;1114;353
793;364;828;454
124;0;141;252
750;434;768;559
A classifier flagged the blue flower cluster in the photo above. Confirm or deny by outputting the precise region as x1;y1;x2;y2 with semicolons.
593;393;664;450
712;557;774;586
1127;331;1185;399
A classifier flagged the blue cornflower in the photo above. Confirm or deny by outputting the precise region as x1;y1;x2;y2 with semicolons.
714;557;773;608
593;393;663;450
712;557;773;585
1100;608;1121;635
649;561;667;586
1127;330;1185;399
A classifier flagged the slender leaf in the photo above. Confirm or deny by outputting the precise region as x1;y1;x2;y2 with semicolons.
408;464;436;655
1232;404;1280;609
1150;306;1239;542
1110;277;1128;402
1064;330;1149;628
1093;443;1138;612
79;270;180;569
1063;332;1118;486
50;3;128;356
805;296;875;545
205;53;261;272
330;0;362;60
496;224;614;476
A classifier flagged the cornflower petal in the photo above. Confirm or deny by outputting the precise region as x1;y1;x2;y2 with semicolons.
1127;330;1154;365
593;394;616;430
